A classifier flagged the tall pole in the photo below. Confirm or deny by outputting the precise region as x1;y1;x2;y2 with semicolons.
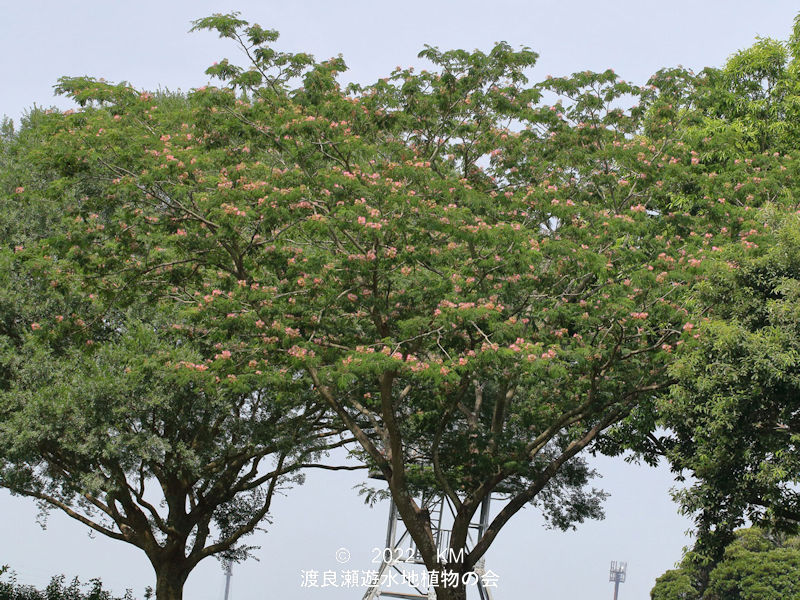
609;561;626;600
476;497;493;600
223;561;232;600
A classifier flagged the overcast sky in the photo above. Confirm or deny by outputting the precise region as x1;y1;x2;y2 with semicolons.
2;2;799;599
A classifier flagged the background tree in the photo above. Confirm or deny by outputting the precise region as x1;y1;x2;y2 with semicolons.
684;14;800;157
612;18;800;587
0;109;352;600
0;108;74;393
0;309;341;600
660;212;800;557
651;527;800;600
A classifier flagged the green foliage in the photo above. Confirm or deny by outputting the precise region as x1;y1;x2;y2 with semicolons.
8;10;800;600
189;13;314;93
661;212;800;559
684;24;800;156
0;570;135;600
0;97;340;599
651;569;702;600
611;22;800;572
8;15;730;595
651;528;800;600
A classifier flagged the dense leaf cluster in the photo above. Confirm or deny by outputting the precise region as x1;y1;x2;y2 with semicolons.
651;528;800;600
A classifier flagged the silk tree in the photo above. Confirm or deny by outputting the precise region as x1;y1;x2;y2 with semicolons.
12;14;739;599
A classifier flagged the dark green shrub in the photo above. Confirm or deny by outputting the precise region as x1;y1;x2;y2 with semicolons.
0;568;135;600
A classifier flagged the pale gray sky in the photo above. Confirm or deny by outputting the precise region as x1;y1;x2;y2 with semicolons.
2;2;799;599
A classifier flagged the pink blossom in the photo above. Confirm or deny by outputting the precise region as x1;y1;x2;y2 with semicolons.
288;345;311;358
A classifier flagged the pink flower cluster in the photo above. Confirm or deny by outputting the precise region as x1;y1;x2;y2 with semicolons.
176;361;209;371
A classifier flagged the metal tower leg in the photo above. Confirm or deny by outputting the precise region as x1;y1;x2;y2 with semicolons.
361;494;497;599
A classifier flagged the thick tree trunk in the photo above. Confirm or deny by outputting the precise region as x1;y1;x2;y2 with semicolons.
434;581;467;600
430;565;471;600
154;565;189;600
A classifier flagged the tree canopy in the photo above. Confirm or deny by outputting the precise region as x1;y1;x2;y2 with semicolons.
638;18;800;570
0;106;349;600
661;212;800;554
6;12;745;600
651;527;800;600
5;10;800;600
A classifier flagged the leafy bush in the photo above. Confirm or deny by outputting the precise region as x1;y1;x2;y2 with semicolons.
651;528;800;599
0;567;137;600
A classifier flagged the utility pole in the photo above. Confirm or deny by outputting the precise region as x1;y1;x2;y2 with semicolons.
223;560;233;600
609;561;627;600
